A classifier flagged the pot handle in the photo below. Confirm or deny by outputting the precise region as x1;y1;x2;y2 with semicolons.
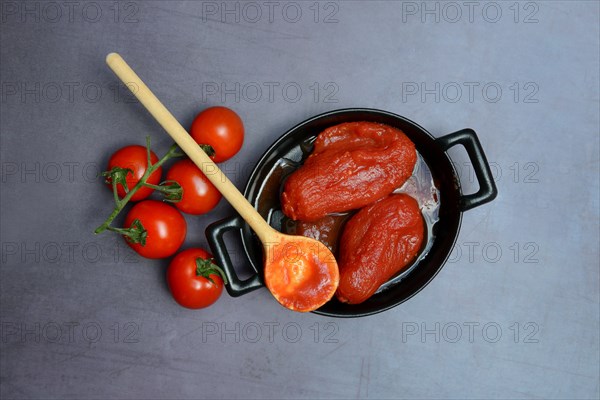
205;215;263;297
436;128;498;211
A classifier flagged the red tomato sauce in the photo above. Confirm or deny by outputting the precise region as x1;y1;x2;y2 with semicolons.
264;238;339;312
284;214;351;255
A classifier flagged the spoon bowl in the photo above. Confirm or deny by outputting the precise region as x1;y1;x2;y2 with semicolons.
263;232;339;312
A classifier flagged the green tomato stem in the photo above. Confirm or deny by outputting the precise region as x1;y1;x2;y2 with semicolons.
196;258;228;285
107;219;147;245
143;180;183;203
111;177;120;205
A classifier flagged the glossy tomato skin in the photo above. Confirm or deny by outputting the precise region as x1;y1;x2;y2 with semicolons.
165;159;222;215
190;107;244;163
124;200;186;259
167;248;224;309
107;145;162;201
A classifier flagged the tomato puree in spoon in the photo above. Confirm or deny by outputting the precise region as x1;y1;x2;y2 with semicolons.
264;237;339;312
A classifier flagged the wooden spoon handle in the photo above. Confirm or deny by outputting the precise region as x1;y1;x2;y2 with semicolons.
106;52;272;241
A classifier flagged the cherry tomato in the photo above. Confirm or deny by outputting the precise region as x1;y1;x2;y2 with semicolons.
106;145;162;201
165;159;222;215
124;200;186;259
190;106;244;163
167;248;226;309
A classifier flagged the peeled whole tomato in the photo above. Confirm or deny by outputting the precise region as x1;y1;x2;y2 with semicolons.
336;194;425;304
281;122;417;221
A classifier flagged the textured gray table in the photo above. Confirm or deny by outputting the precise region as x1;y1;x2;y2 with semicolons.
1;1;599;399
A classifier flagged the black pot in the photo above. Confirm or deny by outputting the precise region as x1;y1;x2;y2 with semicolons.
206;108;497;318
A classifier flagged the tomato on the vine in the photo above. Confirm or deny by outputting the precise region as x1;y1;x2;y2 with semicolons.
106;145;162;201
165;159;221;215
167;248;226;309
190;106;244;163
123;200;186;259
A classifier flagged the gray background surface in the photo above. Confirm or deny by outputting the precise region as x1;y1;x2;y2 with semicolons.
1;1;599;399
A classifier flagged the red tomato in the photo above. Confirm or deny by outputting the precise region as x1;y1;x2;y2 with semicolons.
165;159;222;215
167;248;225;309
190;106;244;163
106;145;162;201
124;200;186;259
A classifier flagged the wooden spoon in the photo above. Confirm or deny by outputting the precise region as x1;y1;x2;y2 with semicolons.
105;53;339;312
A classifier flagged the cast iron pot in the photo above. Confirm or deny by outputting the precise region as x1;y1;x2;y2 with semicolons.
206;108;497;318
